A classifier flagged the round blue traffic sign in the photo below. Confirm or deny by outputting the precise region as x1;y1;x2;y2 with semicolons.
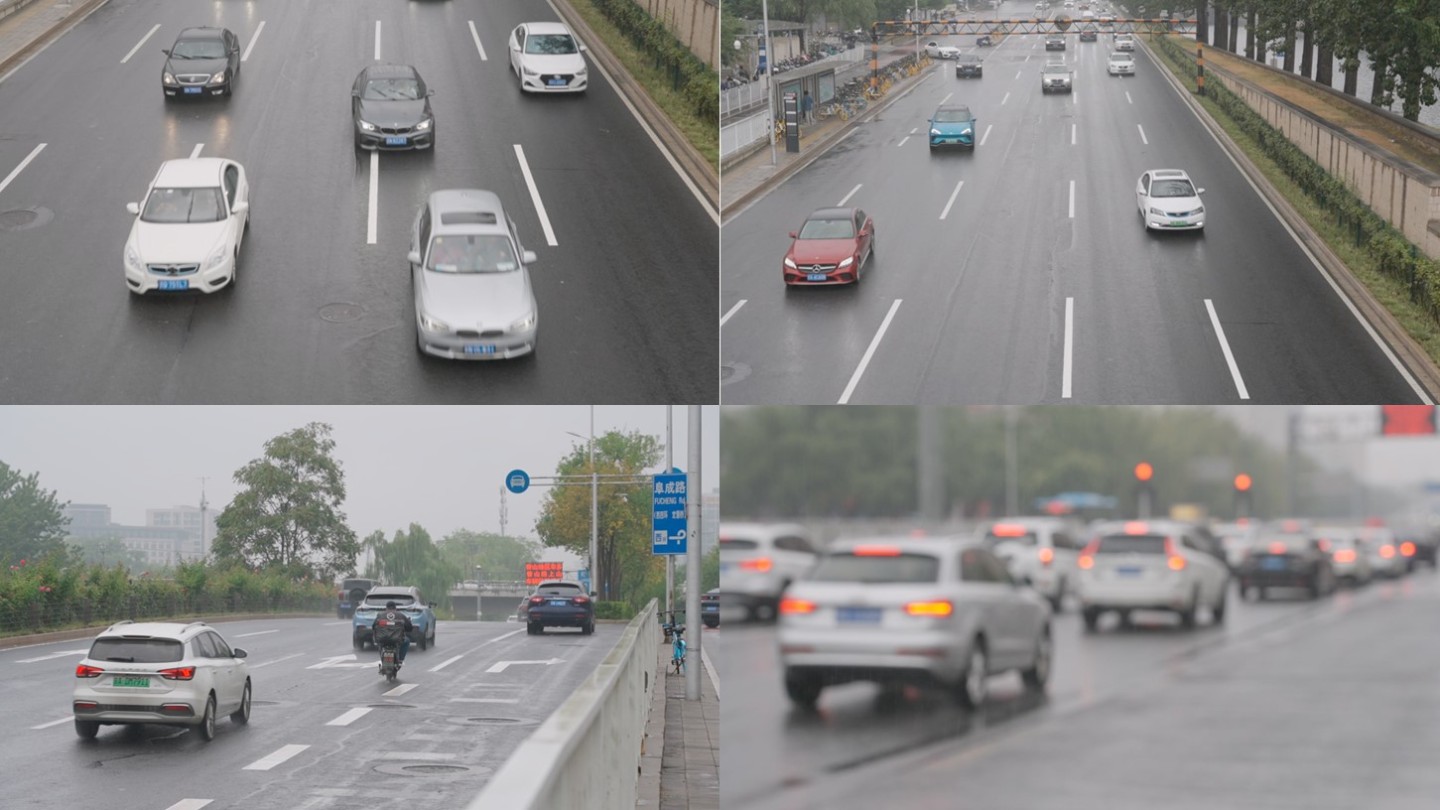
505;469;530;494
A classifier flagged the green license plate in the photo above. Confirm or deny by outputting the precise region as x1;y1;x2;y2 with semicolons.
112;676;149;688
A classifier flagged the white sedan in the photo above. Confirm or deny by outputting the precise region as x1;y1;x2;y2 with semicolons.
508;21;588;93
124;158;249;294
1136;168;1206;231
1107;51;1135;75
925;41;962;59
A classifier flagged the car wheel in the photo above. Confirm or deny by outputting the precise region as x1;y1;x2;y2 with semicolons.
1049;577;1066;613
1179;587;1199;629
417;632;428;652
353;635;364;650
582;621;594;635
527;621;541;635
429;626;436;648
1021;630;1051;690
954;640;989;709
753;601;777;623
74;719;100;739
1082;607;1100;633
198;694;217;742
784;673;822;710
1212;587;1227;623
231;680;251;724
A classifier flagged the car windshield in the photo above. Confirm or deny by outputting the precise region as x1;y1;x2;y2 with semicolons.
797;218;855;239
141;187;226;224
1110;53;1130;61
933;108;972;123
89;637;184;663
810;552;940;584
364;594;416;607
426;234;520;273
525;34;578;55
720;537;759;551
171;39;226;59
1096;535;1167;554
364;78;421;100
1150;179;1197;198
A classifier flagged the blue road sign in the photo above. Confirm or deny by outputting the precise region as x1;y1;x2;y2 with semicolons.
578;569;591;593
505;469;530;494
652;471;687;556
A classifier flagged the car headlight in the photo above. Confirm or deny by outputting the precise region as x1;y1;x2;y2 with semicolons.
1195;206;1205;214
416;118;432;131
961;127;972;135
1149;207;1165;216
510;312;536;332
522;66;539;76
930;128;941;136
838;256;854;268
163;72;177;86
205;243;229;269
358;120;376;132
211;71;227;83
419;312;450;333
783;257;797;269
125;243;142;271
575;67;587;76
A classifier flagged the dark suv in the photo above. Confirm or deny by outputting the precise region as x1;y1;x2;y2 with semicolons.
1239;534;1337;600
526;580;595;635
337;577;381;619
162;27;241;99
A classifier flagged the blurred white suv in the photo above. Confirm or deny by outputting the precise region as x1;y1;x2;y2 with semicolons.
977;517;1084;611
1077;520;1230;631
719;523;819;622
72;620;251;741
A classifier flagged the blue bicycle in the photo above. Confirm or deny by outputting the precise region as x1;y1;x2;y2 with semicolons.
661;615;687;675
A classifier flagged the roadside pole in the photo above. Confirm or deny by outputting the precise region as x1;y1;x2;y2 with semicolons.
686;406;702;701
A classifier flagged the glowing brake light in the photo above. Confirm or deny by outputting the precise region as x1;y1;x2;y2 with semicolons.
1379;545;1396;559
905;600;953;617
573;595;590;604
1123;521;1149;535
852;546;901;557
1317;539;1332;553
1333;549;1356;564
76;664;104;678
1077;539;1099;570
1268;542;1288;555
1165;538;1186;571
158;666;196;681
991;523;1028;538
1400;542;1416;557
740;557;774;572
778;597;816;615
1038;547;1054;566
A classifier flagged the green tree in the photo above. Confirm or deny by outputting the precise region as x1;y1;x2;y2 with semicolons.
0;461;70;568
439;530;542;583
212;423;360;580
68;534;149;571
702;544;720;592
370;523;461;608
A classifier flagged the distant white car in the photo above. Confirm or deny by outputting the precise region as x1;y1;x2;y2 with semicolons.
508;21;588;93
1136;168;1206;231
124;158;249;295
1078;520;1230;631
977;517;1084;611
719;522;819;622
1115;34;1135;51
926;41;962;59
1107;51;1135;75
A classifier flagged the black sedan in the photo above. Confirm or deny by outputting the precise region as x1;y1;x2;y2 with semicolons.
351;64;435;151
701;588;719;628
162;27;241;99
955;53;983;78
525;580;595;635
1239;535;1337;600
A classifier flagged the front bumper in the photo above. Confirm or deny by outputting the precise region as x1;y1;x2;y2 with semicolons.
784;263;856;285
956;68;982;77
778;627;969;684
164;78;229;98
1042;82;1072;93
418;323;536;360
929;132;975;148
521;72;588;93
126;254;234;295
1144;211;1205;230
356;125;434;151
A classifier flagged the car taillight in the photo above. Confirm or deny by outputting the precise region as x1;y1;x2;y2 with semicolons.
573;595;590;604
1268;542;1287;555
1038;547;1054;566
1333;549;1356;564
1165;538;1186;571
529;596;544;604
1400;542;1416;557
1077;539;1099;570
905;600;953;617
740;557;773;572
158;666;196;681
76;664;104;678
778;598;815;615
1380;545;1396;559
1317;539;1331;553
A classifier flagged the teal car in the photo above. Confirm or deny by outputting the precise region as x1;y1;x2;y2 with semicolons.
929;104;976;150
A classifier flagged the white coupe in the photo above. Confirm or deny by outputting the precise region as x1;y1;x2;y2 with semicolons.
124;158;249;295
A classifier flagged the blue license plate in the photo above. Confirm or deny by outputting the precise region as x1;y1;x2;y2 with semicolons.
183;86;201;94
703;604;718;613
1115;566;1142;576
547;78;567;87
385;136;408;146
463;345;497;356
158;280;189;291
837;607;882;624
1261;557;1287;571
806;273;827;282
550;599;567;606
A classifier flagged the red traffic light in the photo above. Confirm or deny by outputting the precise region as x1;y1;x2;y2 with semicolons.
1134;462;1154;482
1234;474;1252;492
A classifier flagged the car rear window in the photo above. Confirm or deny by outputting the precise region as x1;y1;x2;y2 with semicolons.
720;537;759;551
364;594;416;606
1096;535;1167;554
809;552;940;584
535;583;582;596
89;637;184;663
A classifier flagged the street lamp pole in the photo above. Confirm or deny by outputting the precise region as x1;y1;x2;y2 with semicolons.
590;406;598;599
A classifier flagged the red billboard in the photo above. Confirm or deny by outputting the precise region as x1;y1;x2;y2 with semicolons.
525;562;564;585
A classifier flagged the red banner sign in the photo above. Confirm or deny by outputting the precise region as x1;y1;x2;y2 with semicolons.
525;562;565;585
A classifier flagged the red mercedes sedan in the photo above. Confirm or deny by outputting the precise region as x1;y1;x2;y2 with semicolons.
782;207;875;286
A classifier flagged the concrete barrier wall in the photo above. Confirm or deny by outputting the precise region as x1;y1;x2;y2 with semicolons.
1208;68;1440;260
640;0;718;69
468;600;659;810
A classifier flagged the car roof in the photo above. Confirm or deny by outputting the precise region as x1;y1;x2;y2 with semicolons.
522;21;574;36
429;189;509;235
720;522;812;542
176;27;228;41
361;63;420;80
1149;169;1190;178
805;207;855;221
935;104;972;114
96;620;210;639
153;158;227;188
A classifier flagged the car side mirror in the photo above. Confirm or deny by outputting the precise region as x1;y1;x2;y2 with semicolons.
522;249;537;264
351;89;360;98
580;45;588;52
232;201;249;216
407;250;421;265
126;202;140;215
232;647;248;658
1197;188;1206;194
788;231;798;238
162;49;171;57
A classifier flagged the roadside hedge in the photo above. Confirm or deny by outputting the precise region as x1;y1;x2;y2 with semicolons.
591;0;718;124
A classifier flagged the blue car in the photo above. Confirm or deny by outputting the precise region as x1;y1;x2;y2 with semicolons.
929;104;976;150
352;586;437;650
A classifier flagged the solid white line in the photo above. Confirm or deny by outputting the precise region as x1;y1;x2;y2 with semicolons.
248;653;304;669
243;744;310;771
1137;123;1149;145
16;647;86;663
939;180;965;220
367;151;379;245
449;697;520;703
429;654;464;672
241;21;265;62
513;144;558;246
836;183;862;206
1205;299;1251;400
1015;69;1021;79
897;135;911;148
163;801;213;810
939;91;953;105
980;124;992;146
1001;91;1011;105
1126;90;1133;104
121;24;160;64
190;143;203;159
720;299;747;327
326;707;373;727
1071;124;1076;146
1063;297;1074;399
467;21;488;60
837;299;902;405
0;143;45;197
384;683;418;697
374;21;382;61
701;644;720;699
31;716;73;730
1068;180;1075;219
235;629;277;638
323;620;351;626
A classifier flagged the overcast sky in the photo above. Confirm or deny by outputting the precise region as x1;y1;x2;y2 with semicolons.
0;406;719;544
1218;406;1440;488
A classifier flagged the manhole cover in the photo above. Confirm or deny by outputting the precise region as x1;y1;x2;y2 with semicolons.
0;207;52;231
319;302;366;322
367;703;416;709
373;761;487;778
403;764;468;774
721;362;750;384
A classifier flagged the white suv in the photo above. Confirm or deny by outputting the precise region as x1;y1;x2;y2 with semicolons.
72;620;252;741
1077;520;1230;632
720;523;819;622
977;517;1084;611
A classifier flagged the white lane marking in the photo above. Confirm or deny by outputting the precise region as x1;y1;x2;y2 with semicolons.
449;698;520;703
121;24;160;64
1015;69;1022;79
701;644;720;699
837;299;903;405
720;299;746;326
235;629;278;638
939;91;953;105
190;143;204;159
467;21;488;60
31;716;74;730
486;657;563;673
17;647;86;663
1126;90;1133;104
980;124;992;146
1071;124;1076;146
367;151;379;245
1137;123;1148;145
429;654;464;672
0;143;45;198
897;131;913;148
1068;180;1075;219
326;707;374;727
384;683;418;697
513;144;558;246
323;620;351;626
249;653;304;669
465;628;525;652
306;654;372;670
1205;299;1251;400
241;21;265;62
836;183;862;206
1072;91;1078;107
164;801;213;810
1001;91;1011;105
1063;297;1074;399
374;21;381;61
939;180;965;220
243;744;310;771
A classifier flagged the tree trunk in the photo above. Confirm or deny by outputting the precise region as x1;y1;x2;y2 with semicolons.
1283;23;1295;72
1247;8;1260;61
1370;55;1388;106
1316;43;1333;88
1342;59;1357;96
1230;10;1240;55
1214;4;1229;52
1299;22;1313;78
1196;1;1209;45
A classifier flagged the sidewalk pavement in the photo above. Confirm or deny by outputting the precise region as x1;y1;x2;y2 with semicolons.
0;0;106;79
637;627;719;809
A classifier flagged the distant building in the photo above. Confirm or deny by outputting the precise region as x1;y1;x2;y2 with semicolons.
62;503;210;566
